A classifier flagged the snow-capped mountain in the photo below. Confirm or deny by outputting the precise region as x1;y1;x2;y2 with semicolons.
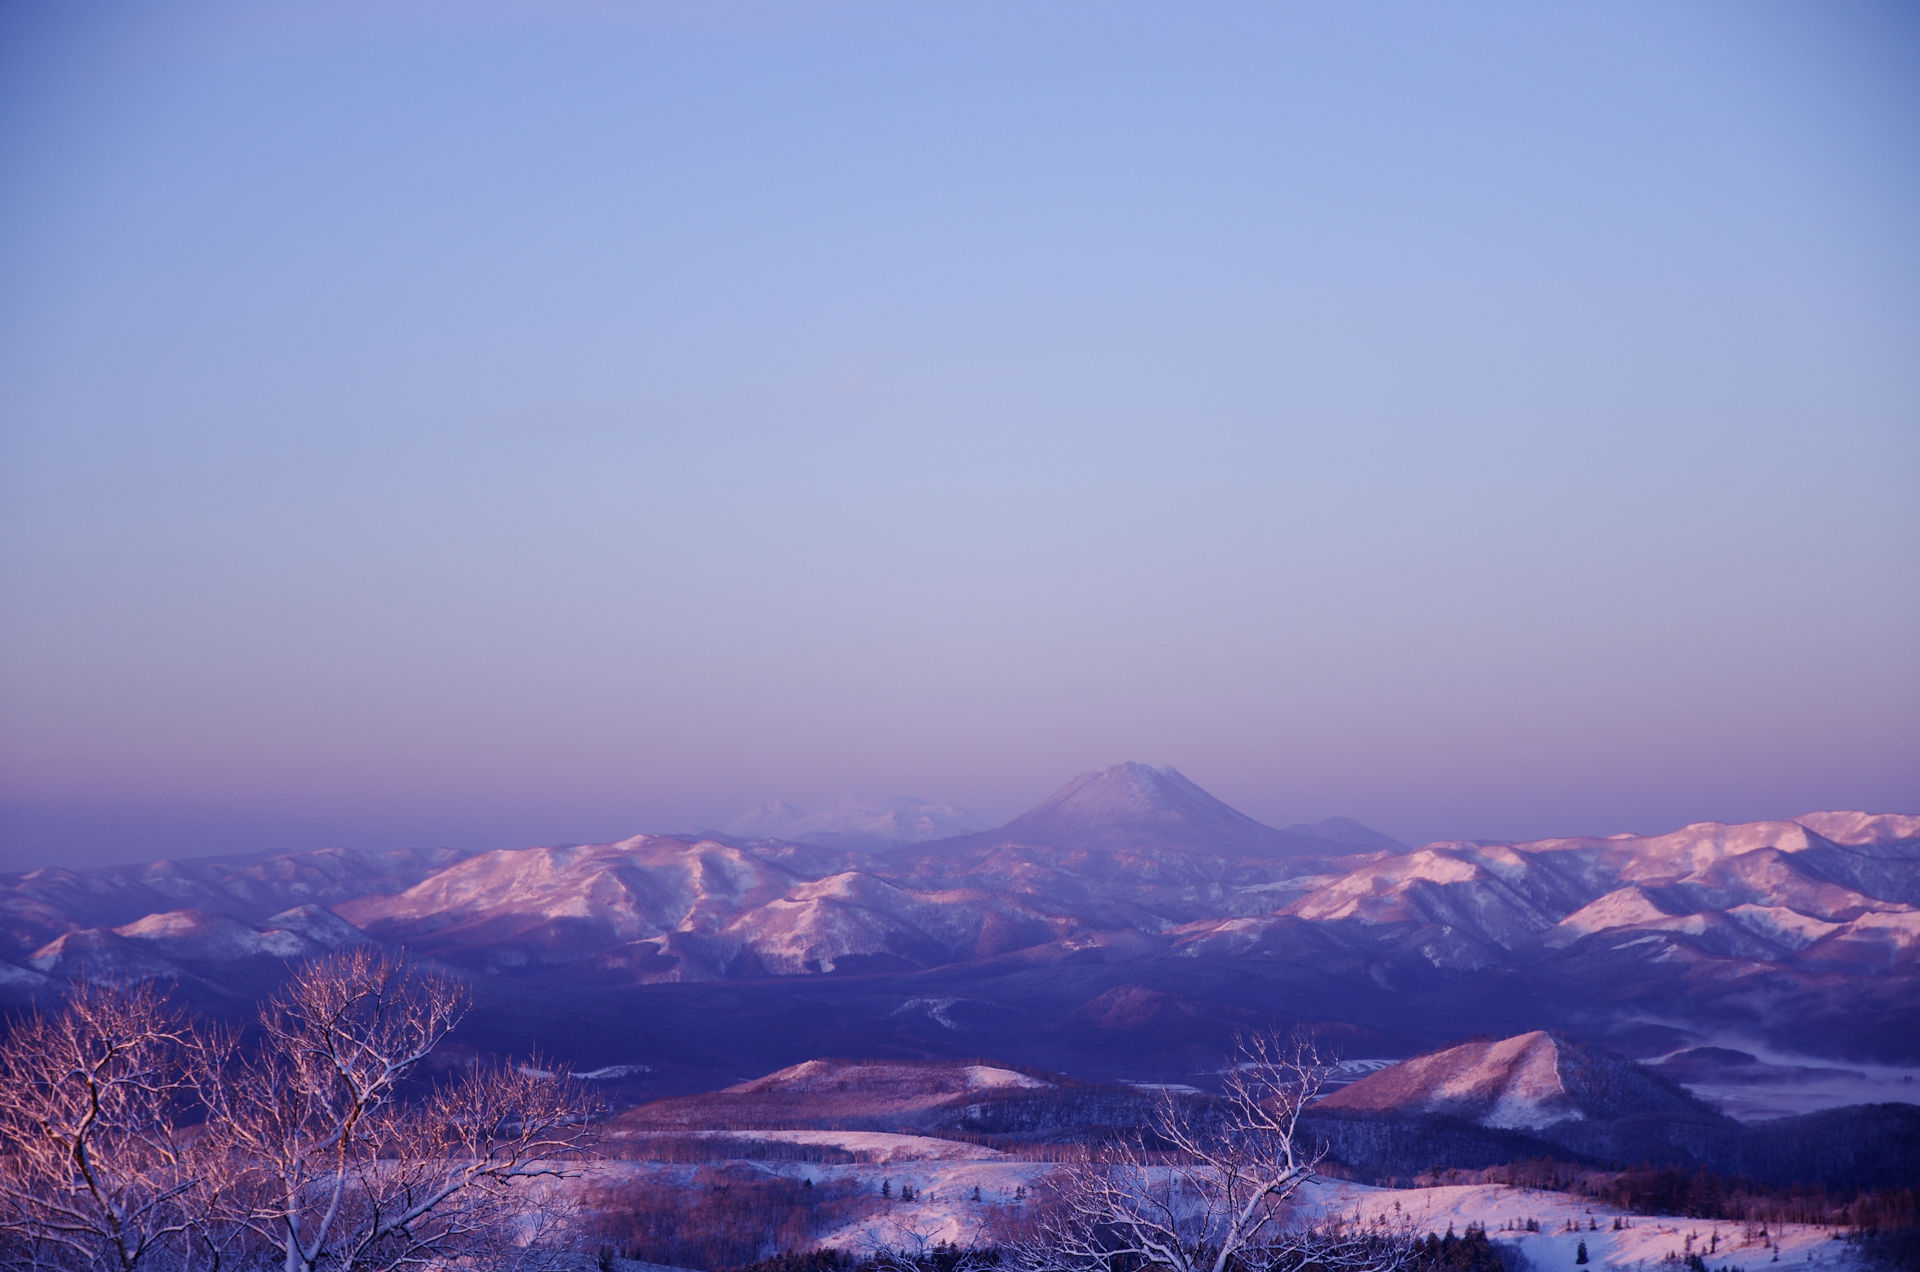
934;763;1355;861
23;904;369;987
876;764;1391;925
336;835;1073;979
1145;812;1920;977
0;843;473;962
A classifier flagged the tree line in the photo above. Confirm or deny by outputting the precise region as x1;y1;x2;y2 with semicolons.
1428;1159;1920;1230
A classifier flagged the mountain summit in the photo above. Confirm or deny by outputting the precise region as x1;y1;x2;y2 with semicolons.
978;762;1375;861
1315;1031;1715;1130
1022;764;1230;825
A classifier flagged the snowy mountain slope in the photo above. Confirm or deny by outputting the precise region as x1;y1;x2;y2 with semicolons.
717;873;1074;974
919;763;1373;863
876;764;1391;924
1314;1031;1717;1130
27;927;189;983
112;909;318;961
260;903;372;949
337;836;808;973
0;843;473;960
619;1057;1061;1131
1280;814;1920;975
23;904;372;987
339;835;1082;979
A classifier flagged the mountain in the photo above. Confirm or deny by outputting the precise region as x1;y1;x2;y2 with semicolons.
333;765;1397;981
0;843;475;962
942;803;1920;1072
1315;1030;1713;1130
1283;818;1408;853
26;904;369;977
877;764;1394;925
618;1057;1059;1132
945;763;1358;860
1304;1031;1920;1191
337;835;1073;980
721;797;982;851
338;836;806;977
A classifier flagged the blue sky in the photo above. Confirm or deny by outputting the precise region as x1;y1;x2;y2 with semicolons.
2;1;1916;867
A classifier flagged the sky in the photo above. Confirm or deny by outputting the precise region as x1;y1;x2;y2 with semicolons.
2;1;1916;870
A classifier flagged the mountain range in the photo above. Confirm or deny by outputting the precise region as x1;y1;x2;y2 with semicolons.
3;764;1916;1097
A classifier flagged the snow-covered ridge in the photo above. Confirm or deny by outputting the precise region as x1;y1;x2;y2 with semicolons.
0;842;472;964
1279;809;1920;972
25;904;368;983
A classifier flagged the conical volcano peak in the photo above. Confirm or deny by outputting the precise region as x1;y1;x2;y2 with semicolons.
1038;763;1216;822
969;763;1369;862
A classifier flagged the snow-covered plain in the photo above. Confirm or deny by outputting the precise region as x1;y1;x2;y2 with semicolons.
1312;1181;1858;1272
585;1132;1866;1271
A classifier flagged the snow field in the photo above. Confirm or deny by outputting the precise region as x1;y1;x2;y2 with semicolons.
583;1144;1867;1271
1302;1181;1861;1272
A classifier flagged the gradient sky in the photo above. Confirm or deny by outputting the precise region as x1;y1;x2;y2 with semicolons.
2;1;1917;870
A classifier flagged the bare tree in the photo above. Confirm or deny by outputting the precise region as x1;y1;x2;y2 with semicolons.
859;1206;996;1272
0;982;226;1272
1;952;598;1272
1006;1034;1406;1272
212;948;600;1272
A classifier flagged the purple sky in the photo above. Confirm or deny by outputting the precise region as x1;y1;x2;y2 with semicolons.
2;2;1917;869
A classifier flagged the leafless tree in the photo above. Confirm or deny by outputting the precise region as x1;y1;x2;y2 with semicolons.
859;1206;996;1272
0;981;228;1272
1006;1033;1407;1272
1;952;599;1272
210;948;600;1272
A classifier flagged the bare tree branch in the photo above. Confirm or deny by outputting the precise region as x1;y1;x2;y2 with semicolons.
1004;1033;1410;1272
213;949;601;1272
0;982;227;1272
2;951;600;1272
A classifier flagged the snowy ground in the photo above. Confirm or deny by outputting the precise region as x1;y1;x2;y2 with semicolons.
1302;1180;1858;1272
588;1132;1866;1271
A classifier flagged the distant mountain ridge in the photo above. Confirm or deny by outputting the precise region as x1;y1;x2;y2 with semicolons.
1283;817;1408;853
929;763;1368;861
318;764;1398;981
22;904;370;995
3;767;1915;1087
720;797;982;851
0;843;473;963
